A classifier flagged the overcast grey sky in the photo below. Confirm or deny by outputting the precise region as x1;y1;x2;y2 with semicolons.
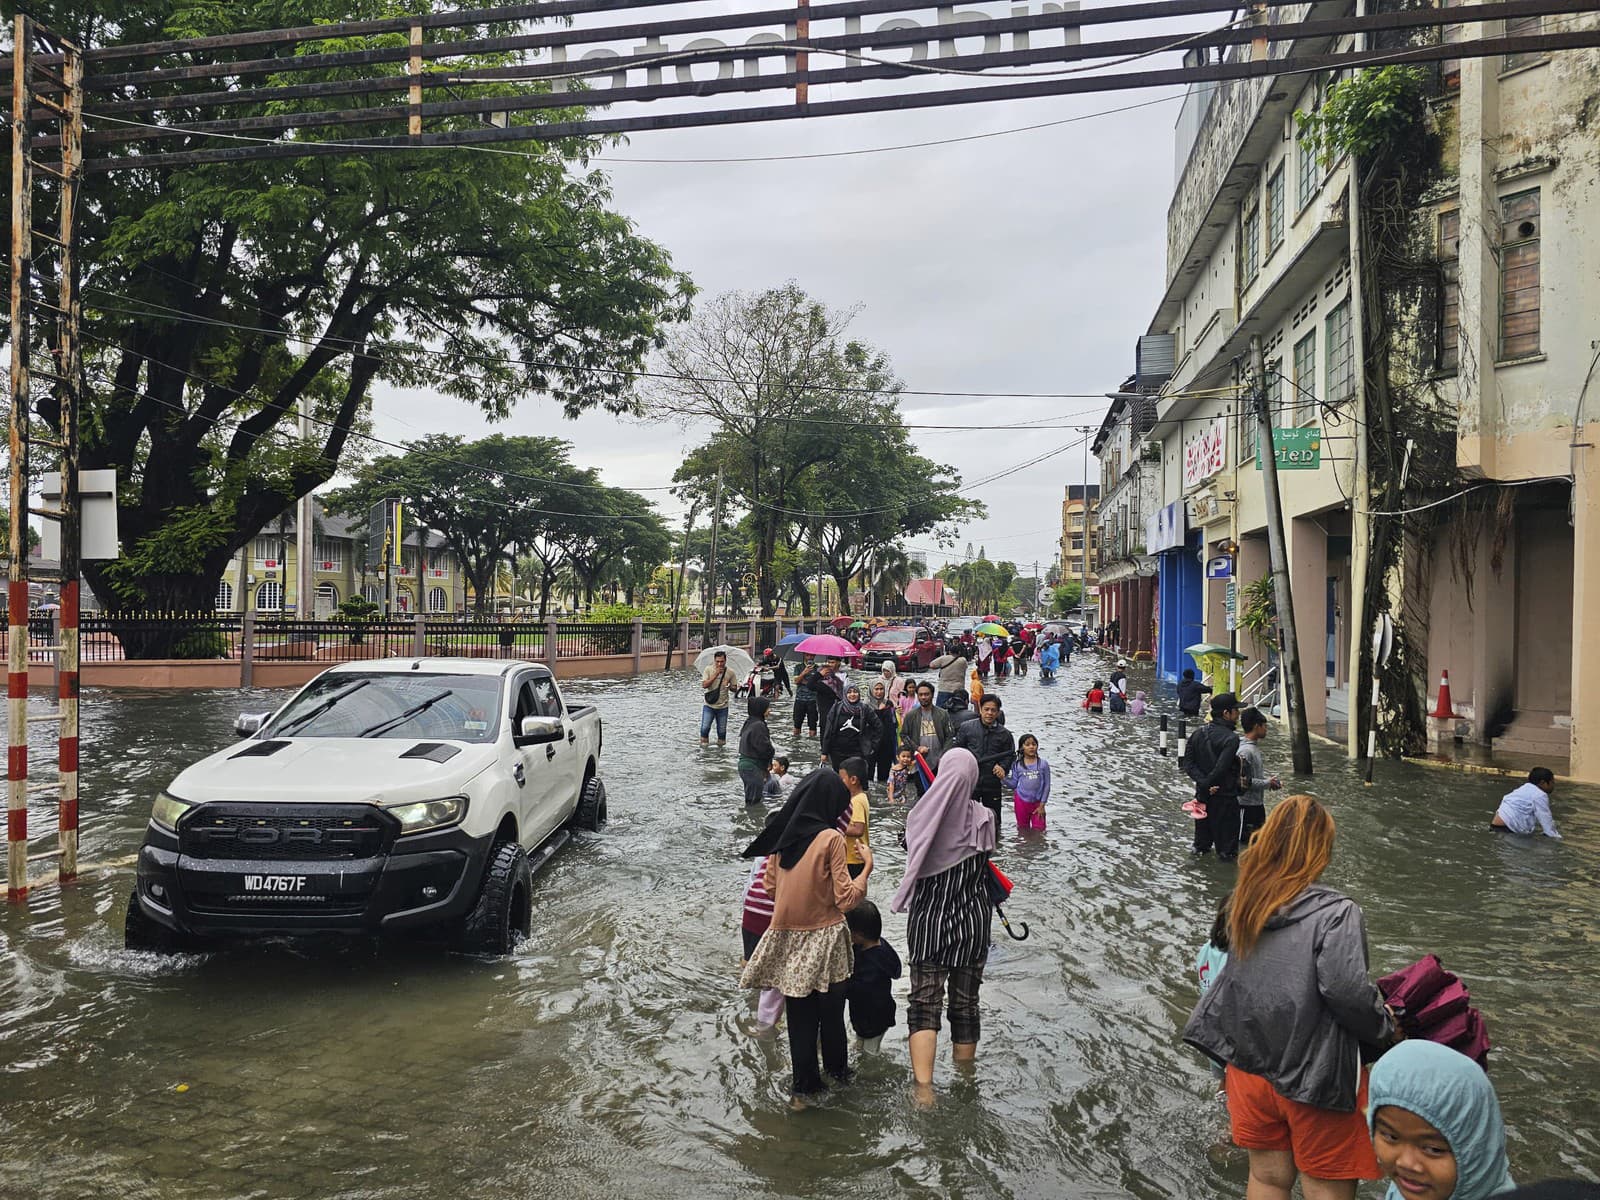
368;30;1186;581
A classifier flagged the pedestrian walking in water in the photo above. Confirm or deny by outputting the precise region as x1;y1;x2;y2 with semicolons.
901;681;954;770
1491;767;1561;838
891;749;996;1103
737;696;777;807
1184;694;1243;861
875;659;905;704
1129;690;1148;716
1368;1040;1515;1200
844;900;901;1053
930;645;969;707
740;855;785;1034
1237;706;1282;846
837;757;872;882
741;768;872;1106
1082;680;1105;713
1176;667;1212;718
1108;662;1129;714
792;656;821;740
815;660;845;731
951;694;1015;823
1184;794;1398;1200
822;684;880;768
869;681;898;783
1006;733;1051;830
700;650;733;744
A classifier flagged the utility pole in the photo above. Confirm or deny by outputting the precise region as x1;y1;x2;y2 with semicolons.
8;15;34;901
1080;432;1091;627
297;403;315;617
703;467;722;644
1251;335;1313;774
667;504;695;671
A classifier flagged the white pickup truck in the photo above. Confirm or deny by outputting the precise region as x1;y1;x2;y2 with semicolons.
126;658;605;955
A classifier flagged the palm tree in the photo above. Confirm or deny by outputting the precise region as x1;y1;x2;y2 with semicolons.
872;545;914;614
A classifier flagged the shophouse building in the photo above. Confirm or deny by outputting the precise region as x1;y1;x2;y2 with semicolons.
1092;383;1160;658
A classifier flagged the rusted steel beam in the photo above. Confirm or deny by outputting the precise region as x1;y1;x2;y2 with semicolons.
84;26;1600;172
81;0;1302;90
68;0;1600;149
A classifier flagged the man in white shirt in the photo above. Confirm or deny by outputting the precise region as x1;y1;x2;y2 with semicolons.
1491;767;1562;838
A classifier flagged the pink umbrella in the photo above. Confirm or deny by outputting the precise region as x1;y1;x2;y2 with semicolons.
794;633;864;659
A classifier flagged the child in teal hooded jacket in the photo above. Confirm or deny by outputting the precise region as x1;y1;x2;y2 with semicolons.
1368;1040;1515;1200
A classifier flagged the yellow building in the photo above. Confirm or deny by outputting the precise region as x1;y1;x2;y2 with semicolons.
214;512;465;616
1058;484;1101;606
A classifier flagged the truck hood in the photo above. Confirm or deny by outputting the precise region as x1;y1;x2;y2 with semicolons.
862;638;916;652
168;738;499;806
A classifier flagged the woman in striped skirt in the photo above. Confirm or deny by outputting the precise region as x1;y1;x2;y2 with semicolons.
890;748;996;1098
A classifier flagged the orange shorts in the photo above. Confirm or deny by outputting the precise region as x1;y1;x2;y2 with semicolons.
1225;1065;1380;1181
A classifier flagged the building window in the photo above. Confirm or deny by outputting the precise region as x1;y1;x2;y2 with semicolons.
427;547;448;572
1240;199;1261;288
1293;332;1317;426
428;586;449;614
362;583;380;604
1297;118;1321;210
1499;189;1540;359
316;583;339;612
214;579;234;611
252;535;280;564
313;537;342;571
1266;164;1285;253
1325;298;1355;406
257;581;283;612
1438;209;1460;373
396;590;413;614
1503;14;1543;71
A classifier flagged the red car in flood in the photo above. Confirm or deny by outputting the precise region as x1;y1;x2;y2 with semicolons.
859;626;941;670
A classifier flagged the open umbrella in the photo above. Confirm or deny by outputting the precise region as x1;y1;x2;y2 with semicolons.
793;633;864;660
974;622;1009;637
829;615;854;630
694;645;755;679
848;620;869;629
982;614;1001;623
1184;642;1247;660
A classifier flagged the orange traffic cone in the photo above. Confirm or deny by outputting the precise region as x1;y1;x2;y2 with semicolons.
1430;669;1460;719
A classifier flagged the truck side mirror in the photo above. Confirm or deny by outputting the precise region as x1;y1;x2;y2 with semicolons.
236;712;269;737
517;715;564;745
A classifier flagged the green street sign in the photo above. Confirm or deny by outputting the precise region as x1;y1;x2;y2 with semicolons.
1256;426;1322;470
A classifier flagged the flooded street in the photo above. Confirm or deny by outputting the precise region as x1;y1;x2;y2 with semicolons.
1;655;1597;1199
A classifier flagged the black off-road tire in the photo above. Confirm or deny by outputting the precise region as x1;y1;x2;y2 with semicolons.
457;840;533;956
123;889;188;954
571;776;607;832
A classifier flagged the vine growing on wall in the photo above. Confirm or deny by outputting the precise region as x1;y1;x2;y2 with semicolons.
1297;58;1455;756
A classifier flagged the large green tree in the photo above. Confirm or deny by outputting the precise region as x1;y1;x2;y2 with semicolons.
649;285;892;616
15;2;692;628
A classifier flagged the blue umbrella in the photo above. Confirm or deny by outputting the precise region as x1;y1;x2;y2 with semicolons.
776;631;809;659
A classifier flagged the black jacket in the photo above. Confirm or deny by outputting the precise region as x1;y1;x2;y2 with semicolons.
846;940;902;1038
821;700;880;764
899;704;954;763
951;718;1016;796
1183;719;1241;799
1176;678;1213;716
737;717;775;768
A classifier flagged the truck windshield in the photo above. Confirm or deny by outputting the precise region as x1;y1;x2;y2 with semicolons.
875;630;915;644
264;673;503;742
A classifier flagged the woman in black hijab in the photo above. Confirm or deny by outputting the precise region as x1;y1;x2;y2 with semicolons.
740;767;872;1103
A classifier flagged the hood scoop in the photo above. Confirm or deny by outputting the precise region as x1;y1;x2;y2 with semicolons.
399;742;462;764
229;740;292;759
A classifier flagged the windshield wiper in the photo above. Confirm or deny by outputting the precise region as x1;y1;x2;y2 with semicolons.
356;689;455;739
273;679;371;737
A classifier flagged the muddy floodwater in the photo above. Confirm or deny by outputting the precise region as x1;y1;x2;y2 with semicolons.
0;656;1597;1199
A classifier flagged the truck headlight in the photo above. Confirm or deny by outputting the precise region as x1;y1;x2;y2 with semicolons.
151;792;193;832
386;796;468;835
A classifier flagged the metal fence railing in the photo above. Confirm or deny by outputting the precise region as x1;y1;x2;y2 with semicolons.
39;613;830;668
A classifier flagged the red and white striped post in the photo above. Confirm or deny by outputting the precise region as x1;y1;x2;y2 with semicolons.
7;16;34;903
56;581;78;882
54;40;83;885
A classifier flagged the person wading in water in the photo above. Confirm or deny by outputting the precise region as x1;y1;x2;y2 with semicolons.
740;768;872;1107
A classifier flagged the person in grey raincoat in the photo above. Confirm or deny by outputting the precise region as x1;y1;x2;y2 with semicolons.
1184;793;1397;1200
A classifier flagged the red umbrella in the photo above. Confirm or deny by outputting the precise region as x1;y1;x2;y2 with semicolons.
828;615;853;630
982;614;1001;622
793;633;864;659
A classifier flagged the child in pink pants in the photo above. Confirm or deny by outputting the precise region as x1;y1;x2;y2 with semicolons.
1006;734;1051;830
